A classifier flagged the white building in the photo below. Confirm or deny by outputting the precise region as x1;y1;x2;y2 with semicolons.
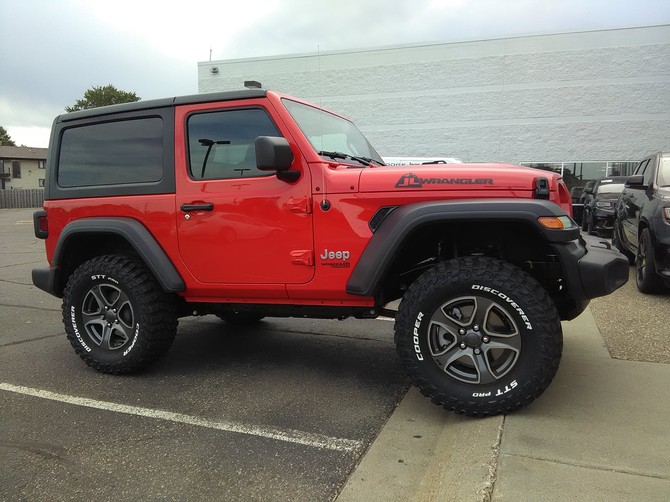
198;24;670;184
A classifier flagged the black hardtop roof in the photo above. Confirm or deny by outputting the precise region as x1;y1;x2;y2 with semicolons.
57;89;267;122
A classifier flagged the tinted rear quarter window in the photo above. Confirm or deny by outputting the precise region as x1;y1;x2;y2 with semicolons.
58;118;163;187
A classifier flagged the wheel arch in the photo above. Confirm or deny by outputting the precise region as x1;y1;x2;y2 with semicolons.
347;199;577;297
49;218;185;297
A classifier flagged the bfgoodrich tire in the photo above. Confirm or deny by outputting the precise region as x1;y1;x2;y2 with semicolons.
63;255;178;374
395;257;563;417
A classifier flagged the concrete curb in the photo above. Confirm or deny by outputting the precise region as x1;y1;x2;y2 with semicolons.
338;308;670;500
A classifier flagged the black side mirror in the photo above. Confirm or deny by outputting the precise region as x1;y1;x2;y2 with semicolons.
625;174;645;188
255;136;294;171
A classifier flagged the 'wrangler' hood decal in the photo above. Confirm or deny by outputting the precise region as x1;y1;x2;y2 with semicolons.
395;173;493;188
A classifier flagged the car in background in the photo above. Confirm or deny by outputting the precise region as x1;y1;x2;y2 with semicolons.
578;180;595;205
382;156;462;165
613;152;670;293
581;176;628;236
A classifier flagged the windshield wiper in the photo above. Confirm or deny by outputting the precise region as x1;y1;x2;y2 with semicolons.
318;150;385;167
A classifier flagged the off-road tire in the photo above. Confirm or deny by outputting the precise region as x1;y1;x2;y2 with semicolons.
395;257;563;417
635;228;664;294
63;255;178;374
612;221;635;265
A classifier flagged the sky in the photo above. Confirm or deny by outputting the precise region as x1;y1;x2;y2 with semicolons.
1;0;669;148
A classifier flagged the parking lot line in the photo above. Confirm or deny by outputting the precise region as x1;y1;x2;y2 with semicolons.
0;382;364;453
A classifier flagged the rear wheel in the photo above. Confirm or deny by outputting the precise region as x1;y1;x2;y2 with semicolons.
635;229;664;294
63;255;178;373
395;257;563;417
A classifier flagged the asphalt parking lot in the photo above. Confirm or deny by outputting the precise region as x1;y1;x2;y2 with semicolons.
1;207;668;500
0;208;410;500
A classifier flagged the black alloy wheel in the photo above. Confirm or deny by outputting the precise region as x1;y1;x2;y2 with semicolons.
63;255;178;373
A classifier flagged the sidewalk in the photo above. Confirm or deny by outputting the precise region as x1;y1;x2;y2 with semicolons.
337;308;670;501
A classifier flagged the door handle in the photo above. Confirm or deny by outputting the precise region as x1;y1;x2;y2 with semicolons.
180;203;214;212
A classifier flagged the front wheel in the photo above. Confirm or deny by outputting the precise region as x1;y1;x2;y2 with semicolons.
63;255;178;374
395;257;563;417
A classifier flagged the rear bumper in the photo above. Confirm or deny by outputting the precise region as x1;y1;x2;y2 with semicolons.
552;235;629;320
32;266;61;298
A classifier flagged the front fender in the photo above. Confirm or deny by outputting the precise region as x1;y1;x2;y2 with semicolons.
346;199;576;297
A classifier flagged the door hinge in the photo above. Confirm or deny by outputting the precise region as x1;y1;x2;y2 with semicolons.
290;250;314;266
287;197;312;214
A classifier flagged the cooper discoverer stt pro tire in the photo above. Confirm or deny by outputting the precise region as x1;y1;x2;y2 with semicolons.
395;257;563;417
62;255;178;374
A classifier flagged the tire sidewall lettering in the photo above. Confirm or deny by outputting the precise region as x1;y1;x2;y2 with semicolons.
413;311;424;360
470;284;532;330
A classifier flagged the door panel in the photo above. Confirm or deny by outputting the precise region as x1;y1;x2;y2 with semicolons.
175;102;314;285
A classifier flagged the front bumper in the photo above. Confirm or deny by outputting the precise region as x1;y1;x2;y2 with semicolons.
552;235;629;320
592;209;615;233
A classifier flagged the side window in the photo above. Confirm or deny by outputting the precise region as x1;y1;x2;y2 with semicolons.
58;118;163;187
187;108;281;180
634;159;649;176
643;157;656;186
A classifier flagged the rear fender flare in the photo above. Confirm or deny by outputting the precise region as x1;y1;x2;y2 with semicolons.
52;218;185;294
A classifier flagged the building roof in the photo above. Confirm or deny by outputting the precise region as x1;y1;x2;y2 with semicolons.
0;146;48;160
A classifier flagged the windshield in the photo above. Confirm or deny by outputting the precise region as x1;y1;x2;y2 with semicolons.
597;183;625;194
659;157;670;186
282;98;384;165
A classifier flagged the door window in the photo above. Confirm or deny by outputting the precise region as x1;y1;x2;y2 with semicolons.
187;108;281;180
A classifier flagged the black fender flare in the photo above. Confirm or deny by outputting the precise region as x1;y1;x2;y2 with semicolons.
346;199;578;297
40;217;185;296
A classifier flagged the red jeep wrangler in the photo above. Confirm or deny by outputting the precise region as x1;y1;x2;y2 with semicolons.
32;89;628;416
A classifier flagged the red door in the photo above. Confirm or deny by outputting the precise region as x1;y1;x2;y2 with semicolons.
175;101;314;285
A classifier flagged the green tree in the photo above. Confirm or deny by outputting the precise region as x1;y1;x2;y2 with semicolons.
0;126;16;146
65;84;140;112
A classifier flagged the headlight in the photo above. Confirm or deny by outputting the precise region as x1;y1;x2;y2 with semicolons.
663;207;670;221
596;201;613;209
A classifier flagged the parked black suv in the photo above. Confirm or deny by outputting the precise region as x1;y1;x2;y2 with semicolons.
581;176;628;236
613;152;670;293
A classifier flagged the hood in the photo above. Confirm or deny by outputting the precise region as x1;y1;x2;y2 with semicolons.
594;192;623;201
359;163;559;193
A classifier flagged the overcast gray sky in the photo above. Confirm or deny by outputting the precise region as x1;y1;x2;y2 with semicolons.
1;0;669;147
